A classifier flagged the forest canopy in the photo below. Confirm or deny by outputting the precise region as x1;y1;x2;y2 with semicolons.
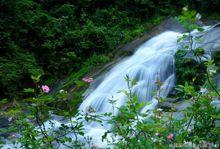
0;0;220;100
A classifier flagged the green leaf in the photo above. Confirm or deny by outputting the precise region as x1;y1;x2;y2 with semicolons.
31;75;41;83
24;88;35;93
0;99;8;105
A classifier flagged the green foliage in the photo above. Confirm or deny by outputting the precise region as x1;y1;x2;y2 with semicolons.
1;0;219;101
62;54;110;89
175;8;209;89
177;6;199;31
0;50;43;99
175;50;206;87
0;0;164;100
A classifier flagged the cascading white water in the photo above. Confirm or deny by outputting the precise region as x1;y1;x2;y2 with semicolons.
76;31;181;147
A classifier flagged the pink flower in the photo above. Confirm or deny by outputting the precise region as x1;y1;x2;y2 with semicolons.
41;85;50;93
167;133;174;140
82;77;94;83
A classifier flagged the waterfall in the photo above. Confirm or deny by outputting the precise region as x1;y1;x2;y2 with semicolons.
2;31;181;148
2;22;220;148
76;31;181;147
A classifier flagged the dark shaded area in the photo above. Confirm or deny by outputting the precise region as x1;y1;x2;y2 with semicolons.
0;0;219;100
175;50;207;89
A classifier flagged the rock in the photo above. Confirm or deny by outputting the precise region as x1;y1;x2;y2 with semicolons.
214;74;220;88
162;100;193;120
122;18;185;52
158;102;176;111
166;98;179;103
167;89;177;97
215;120;220;127
0;116;10;137
160;98;193;113
172;112;185;120
122;18;219;53
203;20;220;26
211;99;220;110
173;100;192;111
158;17;186;33
0;116;10;128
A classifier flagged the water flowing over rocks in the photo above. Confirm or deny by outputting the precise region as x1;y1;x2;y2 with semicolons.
78;23;220;147
2;18;220;148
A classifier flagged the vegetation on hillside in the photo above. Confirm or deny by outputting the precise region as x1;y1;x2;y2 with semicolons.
1;0;220;101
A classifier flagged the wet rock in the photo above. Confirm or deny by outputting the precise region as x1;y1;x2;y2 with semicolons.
173;100;192;111
158;17;186;33
162;100;193;120
211;99;220;110
215;120;220;127
122;18;219;53
166;98;179;103
160;98;193;115
158;102;176;111
0;116;10;137
172;112;185;120
122;18;185;52
167;89;177;97
203;20;220;26
0;116;10;128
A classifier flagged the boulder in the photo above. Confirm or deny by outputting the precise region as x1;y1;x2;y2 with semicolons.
0;116;10;128
166;98;179;103
158;102;176;111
